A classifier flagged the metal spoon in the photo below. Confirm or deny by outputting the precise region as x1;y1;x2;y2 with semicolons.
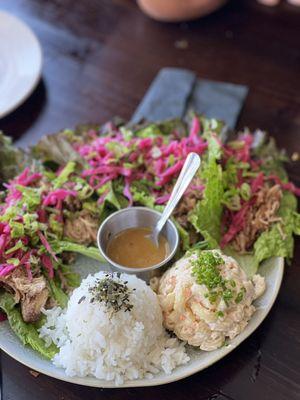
150;152;201;246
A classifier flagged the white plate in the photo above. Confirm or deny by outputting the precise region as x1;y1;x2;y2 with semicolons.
0;11;42;118
0;256;283;388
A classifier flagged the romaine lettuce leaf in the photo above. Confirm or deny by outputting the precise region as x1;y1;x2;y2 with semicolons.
60;264;81;288
0;292;58;359
31;131;83;166
50;240;105;262
49;214;64;239
189;135;224;248
254;223;294;263
47;279;68;308
294;212;300;235
253;191;300;263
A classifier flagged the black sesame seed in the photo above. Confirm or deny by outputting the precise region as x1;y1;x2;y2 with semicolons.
78;296;86;304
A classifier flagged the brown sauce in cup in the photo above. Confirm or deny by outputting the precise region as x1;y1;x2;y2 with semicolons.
106;227;170;268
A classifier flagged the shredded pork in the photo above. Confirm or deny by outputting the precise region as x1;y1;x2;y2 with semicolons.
0;268;49;322
64;210;98;245
232;184;282;253
174;177;203;228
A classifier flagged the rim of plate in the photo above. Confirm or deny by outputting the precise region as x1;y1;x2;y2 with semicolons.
0;10;43;119
0;257;284;388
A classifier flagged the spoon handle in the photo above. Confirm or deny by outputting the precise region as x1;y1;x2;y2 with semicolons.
155;152;201;235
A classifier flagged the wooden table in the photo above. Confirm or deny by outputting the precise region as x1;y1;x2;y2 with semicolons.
0;0;299;399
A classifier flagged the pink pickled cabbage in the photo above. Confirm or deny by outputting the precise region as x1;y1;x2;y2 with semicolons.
0;263;18;277
25;262;33;281
38;231;58;262
10;168;42;187
221;203;251;248
41;254;54;278
189;184;205;192
155;194;171;205
74;116;208;203
223;134;253;163
43;189;77;206
3;168;42;207
251;172;265;193
123;178;133;206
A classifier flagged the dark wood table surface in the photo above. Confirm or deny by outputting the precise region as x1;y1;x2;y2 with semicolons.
0;0;299;399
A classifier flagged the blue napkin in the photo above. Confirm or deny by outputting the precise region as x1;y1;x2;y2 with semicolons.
131;67;248;129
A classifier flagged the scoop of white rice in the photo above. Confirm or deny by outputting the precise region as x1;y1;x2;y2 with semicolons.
39;271;189;384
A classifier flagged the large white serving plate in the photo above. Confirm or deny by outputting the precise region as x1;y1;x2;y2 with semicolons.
0;256;284;388
0;11;42;118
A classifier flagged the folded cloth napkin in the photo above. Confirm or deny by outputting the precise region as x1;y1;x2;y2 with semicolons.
131;67;248;129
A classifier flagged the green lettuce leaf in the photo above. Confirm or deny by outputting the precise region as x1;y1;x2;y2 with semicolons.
174;221;190;251
254;224;293;263
105;142;130;159
31;131;83;166
253;135;288;181
294;212;300;235
0;292;58;359
50;240;105;262
199;115;227;139
131;181;155;208
0;132;28;181
279;190;297;212
133;124;163;138
47;279;68;308
60;264;81;288
49;214;63;239
74;178;94;201
96;181;128;210
253;191;300;263
53;161;76;188
189;135;224;248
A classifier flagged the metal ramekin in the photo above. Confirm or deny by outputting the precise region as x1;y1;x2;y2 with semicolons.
97;207;179;281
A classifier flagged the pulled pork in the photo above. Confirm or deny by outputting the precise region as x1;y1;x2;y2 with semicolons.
64;210;98;245
232;184;282;253
0;268;49;322
63;195;82;212
173;177;204;228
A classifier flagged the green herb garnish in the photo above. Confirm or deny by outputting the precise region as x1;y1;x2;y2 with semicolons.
191;251;223;289
229;279;236;288
223;289;234;303
88;273;134;314
192;251;244;306
235;287;246;303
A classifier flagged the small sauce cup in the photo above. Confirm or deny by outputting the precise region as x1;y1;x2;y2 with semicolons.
97;207;179;281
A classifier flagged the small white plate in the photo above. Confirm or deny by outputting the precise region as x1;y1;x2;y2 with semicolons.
0;11;42;118
0;256;284;388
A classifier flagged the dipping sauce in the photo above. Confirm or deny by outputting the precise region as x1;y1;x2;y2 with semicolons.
106;227;170;268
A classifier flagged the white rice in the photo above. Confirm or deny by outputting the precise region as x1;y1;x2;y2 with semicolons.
39;272;189;384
